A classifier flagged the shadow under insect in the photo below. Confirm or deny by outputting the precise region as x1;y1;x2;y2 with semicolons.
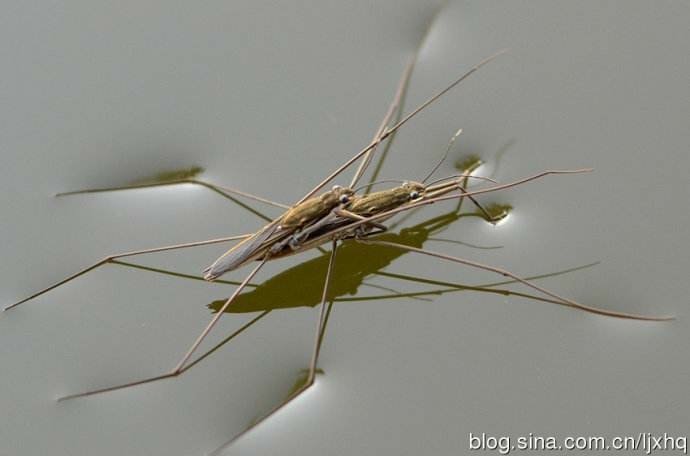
207;206;514;315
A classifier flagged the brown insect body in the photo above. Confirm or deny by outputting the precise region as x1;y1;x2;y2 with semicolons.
267;181;439;260
203;185;353;280
279;186;353;230
348;182;425;217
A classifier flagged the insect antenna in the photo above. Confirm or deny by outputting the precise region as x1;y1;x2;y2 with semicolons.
421;128;464;184
416;128;504;221
426;174;497;187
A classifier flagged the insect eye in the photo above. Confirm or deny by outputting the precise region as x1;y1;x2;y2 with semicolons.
409;191;420;199
339;194;350;204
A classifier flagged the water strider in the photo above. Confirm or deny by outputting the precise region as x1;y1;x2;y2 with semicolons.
5;48;512;382
272;129;502;251
3;35;673;455
202;184;355;281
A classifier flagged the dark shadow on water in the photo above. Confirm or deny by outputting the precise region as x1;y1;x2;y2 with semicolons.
57;165;278;222
131;166;206;184
207;207;513;314
110;203;601;318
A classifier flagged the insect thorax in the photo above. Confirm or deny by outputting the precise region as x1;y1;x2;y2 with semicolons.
349;182;425;217
280;186;354;229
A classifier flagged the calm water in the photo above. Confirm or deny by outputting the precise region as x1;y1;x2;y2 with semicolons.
1;2;688;455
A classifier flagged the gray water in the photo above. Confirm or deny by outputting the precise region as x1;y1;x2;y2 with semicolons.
1;2;688;455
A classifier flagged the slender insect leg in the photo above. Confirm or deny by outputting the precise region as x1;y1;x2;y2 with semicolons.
360;281;432;302
333;209;387;230
353;6;447;189
286;208;388;250
58;179;285;223
334;209;388;238
360;240;674;321
309;241;339;371
109;259;251;288
210;241;339;454
4;234;251;312
260;42;419;256
191;179;289;209
57;259;267;401
174;258;267;372
454;159;502;222
455;185;501;222
272;50;412;257
426;138;501;222
360;240;587;309
57;310;272;402
182;310;272;372
325;49;508;202
57;179;289;209
350;55;417;188
370;262;671;320
300;49;507;204
317;300;336;354
296;170;593;252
